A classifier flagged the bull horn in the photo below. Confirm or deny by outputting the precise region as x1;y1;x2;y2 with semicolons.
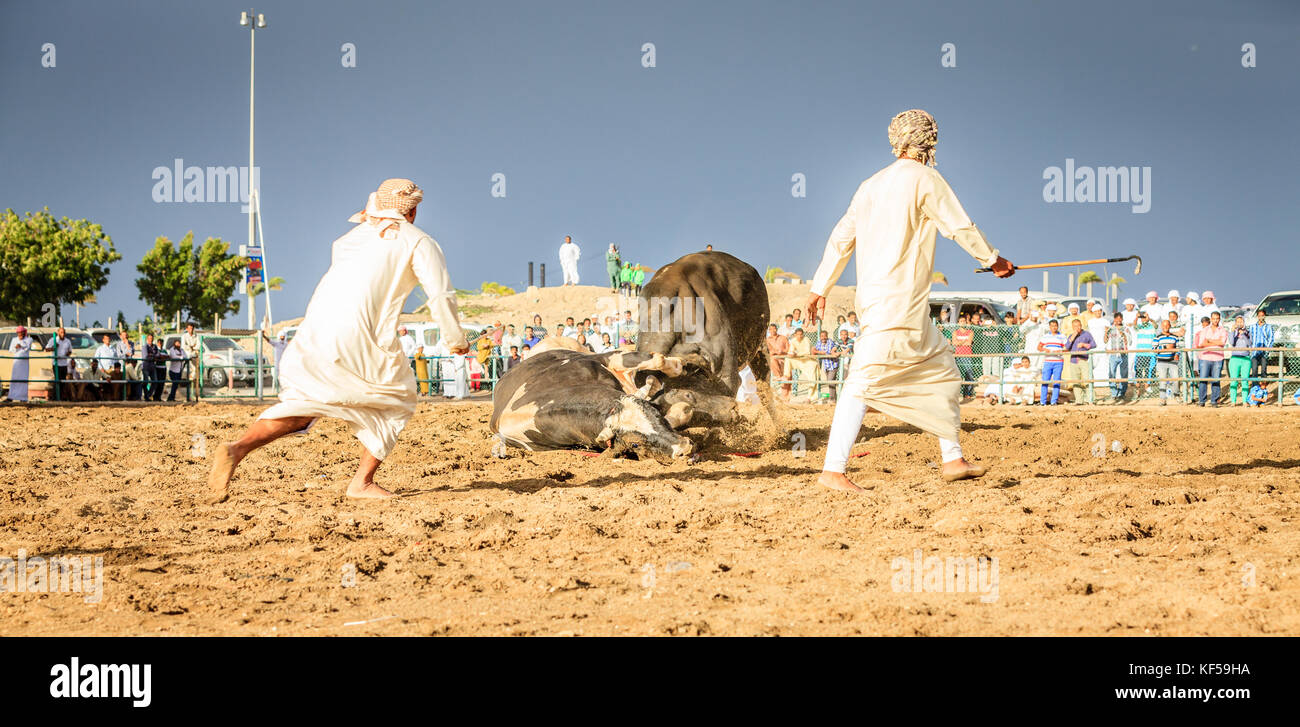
634;376;663;400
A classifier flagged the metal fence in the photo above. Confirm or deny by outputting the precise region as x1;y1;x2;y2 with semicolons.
764;323;1300;406
0;351;194;402
6;324;1298;407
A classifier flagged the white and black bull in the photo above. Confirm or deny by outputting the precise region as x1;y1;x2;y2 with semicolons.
489;349;734;462
635;251;781;426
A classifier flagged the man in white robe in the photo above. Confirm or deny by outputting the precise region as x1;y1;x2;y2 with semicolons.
559;235;581;285
207;178;468;503
6;326;33;402
804;109;1016;492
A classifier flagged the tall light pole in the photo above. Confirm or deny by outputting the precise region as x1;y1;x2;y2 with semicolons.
239;9;267;330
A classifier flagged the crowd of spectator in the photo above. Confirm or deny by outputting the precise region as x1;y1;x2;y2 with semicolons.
956;287;1287;406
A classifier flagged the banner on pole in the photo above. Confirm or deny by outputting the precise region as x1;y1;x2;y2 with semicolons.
245;245;264;286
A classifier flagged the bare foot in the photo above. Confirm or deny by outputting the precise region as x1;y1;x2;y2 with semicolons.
940;458;987;482
206;443;240;504
346;478;395;499
817;471;867;493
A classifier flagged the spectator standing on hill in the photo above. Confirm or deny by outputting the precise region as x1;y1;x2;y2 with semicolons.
605;244;621;291
1194;312;1227;406
1248;309;1275;385
1037;319;1066;405
559;235;581;286
632;266;646;295
1225;315;1252;405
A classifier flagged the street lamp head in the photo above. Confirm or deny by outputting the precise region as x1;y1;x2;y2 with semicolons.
239;11;250;26
256;13;267;28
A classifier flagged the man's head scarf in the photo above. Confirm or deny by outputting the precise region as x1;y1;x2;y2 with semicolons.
349;178;424;237
888;109;938;166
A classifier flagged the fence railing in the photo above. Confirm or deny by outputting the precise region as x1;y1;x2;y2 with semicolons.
5;325;1298;407
0;352;194;402
764;344;1299;406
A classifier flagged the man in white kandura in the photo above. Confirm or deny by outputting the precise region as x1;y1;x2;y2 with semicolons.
559;235;581;286
805;109;1017;493
207;178;468;503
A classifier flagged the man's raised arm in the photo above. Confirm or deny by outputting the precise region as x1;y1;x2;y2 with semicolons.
413;236;469;353
921;173;1014;277
805;191;859;322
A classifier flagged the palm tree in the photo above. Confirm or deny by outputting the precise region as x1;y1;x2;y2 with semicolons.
1106;273;1127;309
1078;270;1103;300
249;276;284;297
764;266;801;284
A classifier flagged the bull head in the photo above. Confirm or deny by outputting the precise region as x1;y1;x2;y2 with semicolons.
596;395;694;464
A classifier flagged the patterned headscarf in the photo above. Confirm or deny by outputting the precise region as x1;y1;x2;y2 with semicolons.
349;178;424;237
888;109;938;166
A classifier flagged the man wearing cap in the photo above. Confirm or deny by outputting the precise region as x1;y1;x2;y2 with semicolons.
1139;291;1161;320
1087;304;1110;397
1199;291;1220;320
207;178;469;503
1162;290;1183;324
1120;298;1139;326
804;109;1016;492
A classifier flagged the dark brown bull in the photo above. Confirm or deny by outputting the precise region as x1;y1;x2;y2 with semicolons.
635;251;780;426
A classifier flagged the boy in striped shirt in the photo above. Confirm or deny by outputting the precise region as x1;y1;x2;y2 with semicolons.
1153;320;1181;404
1248;309;1275;384
1037;319;1067;405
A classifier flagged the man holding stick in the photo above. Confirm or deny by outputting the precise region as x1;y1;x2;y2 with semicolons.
805;109;1015;493
207;178;468;503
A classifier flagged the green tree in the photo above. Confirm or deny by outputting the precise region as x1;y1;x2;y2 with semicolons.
480;281;516;296
931;271;949;286
0;208;121;322
135;232;246;326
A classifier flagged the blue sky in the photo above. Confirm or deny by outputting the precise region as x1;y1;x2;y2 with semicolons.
2;0;1297;326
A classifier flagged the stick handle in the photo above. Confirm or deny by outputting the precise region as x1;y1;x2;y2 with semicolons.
974;258;1118;273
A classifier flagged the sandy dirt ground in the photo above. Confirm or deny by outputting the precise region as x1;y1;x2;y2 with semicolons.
1;399;1296;636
